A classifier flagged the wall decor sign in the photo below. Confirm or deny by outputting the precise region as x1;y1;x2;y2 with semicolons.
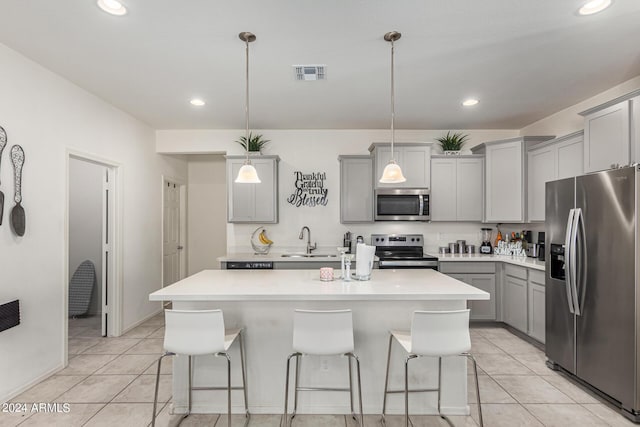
287;171;328;207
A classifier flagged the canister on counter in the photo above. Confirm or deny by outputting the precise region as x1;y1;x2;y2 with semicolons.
465;245;476;254
456;240;466;254
448;242;458;254
439;246;449;255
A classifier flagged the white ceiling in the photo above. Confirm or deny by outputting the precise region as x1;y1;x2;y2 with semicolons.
1;1;639;130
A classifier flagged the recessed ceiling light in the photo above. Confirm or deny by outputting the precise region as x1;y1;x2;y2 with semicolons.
97;0;127;16
578;0;612;16
462;98;479;107
190;98;205;107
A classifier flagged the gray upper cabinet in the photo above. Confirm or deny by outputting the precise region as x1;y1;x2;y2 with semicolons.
472;136;553;223
527;131;583;222
431;155;483;221
339;155;374;223
369;143;432;188
580;89;640;173
226;155;279;223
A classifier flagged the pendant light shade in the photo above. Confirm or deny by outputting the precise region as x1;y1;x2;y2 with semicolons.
235;163;261;183
380;160;407;183
235;31;261;184
379;31;406;184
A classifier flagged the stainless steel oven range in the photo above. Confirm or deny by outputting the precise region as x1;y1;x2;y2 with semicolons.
372;234;438;270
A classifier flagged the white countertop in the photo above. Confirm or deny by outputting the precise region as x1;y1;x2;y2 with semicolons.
149;269;490;302
432;253;545;271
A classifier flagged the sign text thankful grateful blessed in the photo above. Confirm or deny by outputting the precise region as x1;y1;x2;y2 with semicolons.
287;171;328;207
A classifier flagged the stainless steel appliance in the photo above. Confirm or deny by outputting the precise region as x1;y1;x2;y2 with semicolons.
480;228;492;254
537;232;545;261
372;234;438;269
374;188;430;221
545;166;640;421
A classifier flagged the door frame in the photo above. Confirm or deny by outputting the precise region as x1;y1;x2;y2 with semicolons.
161;175;187;288
64;150;122;364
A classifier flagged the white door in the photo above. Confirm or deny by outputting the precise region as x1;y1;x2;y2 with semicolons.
163;180;181;286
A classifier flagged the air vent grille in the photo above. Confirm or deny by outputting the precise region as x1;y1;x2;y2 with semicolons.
293;65;326;81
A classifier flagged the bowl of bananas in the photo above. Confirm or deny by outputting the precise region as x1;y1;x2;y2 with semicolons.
251;227;274;255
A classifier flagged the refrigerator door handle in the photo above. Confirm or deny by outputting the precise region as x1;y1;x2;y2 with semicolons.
570;208;582;316
564;209;576;314
574;208;587;316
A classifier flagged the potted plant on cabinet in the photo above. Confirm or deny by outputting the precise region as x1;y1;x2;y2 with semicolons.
436;131;469;155
235;132;270;154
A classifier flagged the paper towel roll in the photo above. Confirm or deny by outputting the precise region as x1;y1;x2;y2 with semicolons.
355;243;376;279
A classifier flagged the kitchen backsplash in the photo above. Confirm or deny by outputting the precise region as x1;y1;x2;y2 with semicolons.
227;222;544;254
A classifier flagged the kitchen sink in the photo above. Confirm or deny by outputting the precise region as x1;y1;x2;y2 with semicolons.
280;254;338;258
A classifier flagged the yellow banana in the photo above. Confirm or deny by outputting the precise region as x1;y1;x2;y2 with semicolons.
259;230;274;245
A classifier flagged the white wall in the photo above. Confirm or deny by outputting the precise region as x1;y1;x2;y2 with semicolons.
187;155;227;274
0;43;187;402
157;129;519;252
69;158;104;316
521;75;640;137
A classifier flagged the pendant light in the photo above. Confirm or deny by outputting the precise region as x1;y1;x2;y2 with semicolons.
379;31;406;184
235;31;261;184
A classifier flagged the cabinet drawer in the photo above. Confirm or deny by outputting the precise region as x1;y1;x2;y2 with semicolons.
438;262;496;274
504;264;527;280
529;269;545;286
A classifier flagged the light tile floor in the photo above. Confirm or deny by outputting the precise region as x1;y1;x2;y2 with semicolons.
1;316;637;426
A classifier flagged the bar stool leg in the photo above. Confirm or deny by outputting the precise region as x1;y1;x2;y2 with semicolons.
239;331;250;422
381;334;394;426
188;355;193;415
229;354;233;427
404;355;418;427
464;353;483;427
283;353;299;427
347;353;364;427
151;352;170;427
348;355;355;420
292;354;301;420
437;356;443;417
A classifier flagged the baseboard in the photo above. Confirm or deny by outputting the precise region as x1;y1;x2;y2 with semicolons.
1;363;65;404
119;309;163;336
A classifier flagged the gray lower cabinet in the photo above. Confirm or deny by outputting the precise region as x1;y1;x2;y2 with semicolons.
528;270;546;343
339;155;373;223
503;273;528;333
502;264;546;343
226;155;279;223
439;262;496;320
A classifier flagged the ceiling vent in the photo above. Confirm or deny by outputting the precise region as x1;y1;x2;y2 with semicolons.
293;65;326;81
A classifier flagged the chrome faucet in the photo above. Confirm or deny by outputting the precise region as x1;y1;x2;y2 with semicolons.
299;226;317;254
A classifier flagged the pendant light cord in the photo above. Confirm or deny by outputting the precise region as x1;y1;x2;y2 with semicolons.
390;37;395;157
245;37;250;162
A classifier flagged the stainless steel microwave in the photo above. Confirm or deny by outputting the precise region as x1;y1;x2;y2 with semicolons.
374;188;430;221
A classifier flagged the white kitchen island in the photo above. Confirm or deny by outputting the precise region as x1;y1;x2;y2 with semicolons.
149;269;489;415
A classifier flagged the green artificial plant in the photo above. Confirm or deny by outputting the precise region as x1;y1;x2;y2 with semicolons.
235;132;271;152
436;131;469;151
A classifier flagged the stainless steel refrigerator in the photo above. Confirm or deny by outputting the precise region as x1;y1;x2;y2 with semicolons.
546;165;640;421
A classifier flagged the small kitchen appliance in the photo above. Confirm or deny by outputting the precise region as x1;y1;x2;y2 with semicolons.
537;232;545;261
371;234;438;269
480;228;492;254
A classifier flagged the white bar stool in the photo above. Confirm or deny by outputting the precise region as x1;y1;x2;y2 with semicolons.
283;309;364;427
151;309;249;427
381;309;483;427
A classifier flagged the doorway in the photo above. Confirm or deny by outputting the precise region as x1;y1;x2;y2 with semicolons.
66;153;119;358
162;177;186;286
